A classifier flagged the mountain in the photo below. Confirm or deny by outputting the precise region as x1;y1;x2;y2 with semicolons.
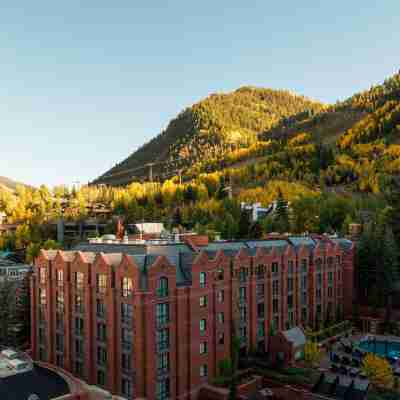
93;87;324;185
0;176;28;192
94;72;400;194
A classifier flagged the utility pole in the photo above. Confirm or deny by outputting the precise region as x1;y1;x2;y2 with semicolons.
178;169;183;185
148;163;155;182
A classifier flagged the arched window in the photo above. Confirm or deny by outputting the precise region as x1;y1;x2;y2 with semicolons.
158;277;169;297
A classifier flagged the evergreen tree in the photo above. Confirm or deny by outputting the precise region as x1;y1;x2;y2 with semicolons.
274;188;290;233
238;210;251;239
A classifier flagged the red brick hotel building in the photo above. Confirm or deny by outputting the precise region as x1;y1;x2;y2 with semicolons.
31;236;354;400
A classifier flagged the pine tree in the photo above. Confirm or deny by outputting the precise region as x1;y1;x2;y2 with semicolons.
274;188;290;233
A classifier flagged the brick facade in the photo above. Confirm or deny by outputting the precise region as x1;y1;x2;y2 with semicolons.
31;237;354;400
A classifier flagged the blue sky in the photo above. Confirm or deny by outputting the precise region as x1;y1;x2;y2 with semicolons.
0;1;399;187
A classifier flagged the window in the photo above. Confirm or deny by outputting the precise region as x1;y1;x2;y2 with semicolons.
239;326;247;339
301;259;308;273
271;262;279;275
217;312;224;324
287;277;293;292
328;287;333;297
316;259;322;272
272;280;279;296
56;313;64;331
257;303;265;318
97;274;107;294
301;291;307;305
239;268;247;282
97;347;107;366
121;303;133;324
256;265;265;279
97;323;107;342
75;339;84;358
301;307;307;323
122;277;133;297
156;329;169;352
316;288;322;301
57;270;64;286
317;273;322;287
216;268;224;281
157;277;168;297
56;333;64;352
199;295;207;307
121;327;133;350
199;272;206;288
39;327;46;344
75;360;84;377
301;275;307;290
200;342;208;355
256;283;264;298
75;293;84;313
97;369;106;386
122;378;133;398
56;354;64;368
217;290;224;303
288;311;295;328
39;347;46;362
156;303;169;326
39;268;47;284
338;269;342;281
218;332;224;345
328;271;333;285
239;305;247;322
257;321;265;338
287;294;293;309
156;378;170;400
239;287;246;301
273;298;279;314
273;316;279;330
75;317;84;336
288;260;294;274
336;255;341;265
56;290;64;312
200;319;207;334
75;272;84;290
200;364;208;377
327;257;333;268
157;352;169;372
97;299;106;318
122;353;132;372
39;288;47;306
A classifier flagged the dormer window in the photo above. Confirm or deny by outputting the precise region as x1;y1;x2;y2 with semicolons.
122;277;133;298
39;268;47;285
199;272;206;288
157;277;169;298
57;270;64;286
216;268;224;281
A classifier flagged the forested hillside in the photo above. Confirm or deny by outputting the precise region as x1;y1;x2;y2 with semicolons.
94;87;324;185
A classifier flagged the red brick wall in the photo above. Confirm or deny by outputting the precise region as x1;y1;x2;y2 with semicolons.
31;241;354;400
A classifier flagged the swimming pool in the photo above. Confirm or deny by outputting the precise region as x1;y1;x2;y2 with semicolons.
358;338;400;359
